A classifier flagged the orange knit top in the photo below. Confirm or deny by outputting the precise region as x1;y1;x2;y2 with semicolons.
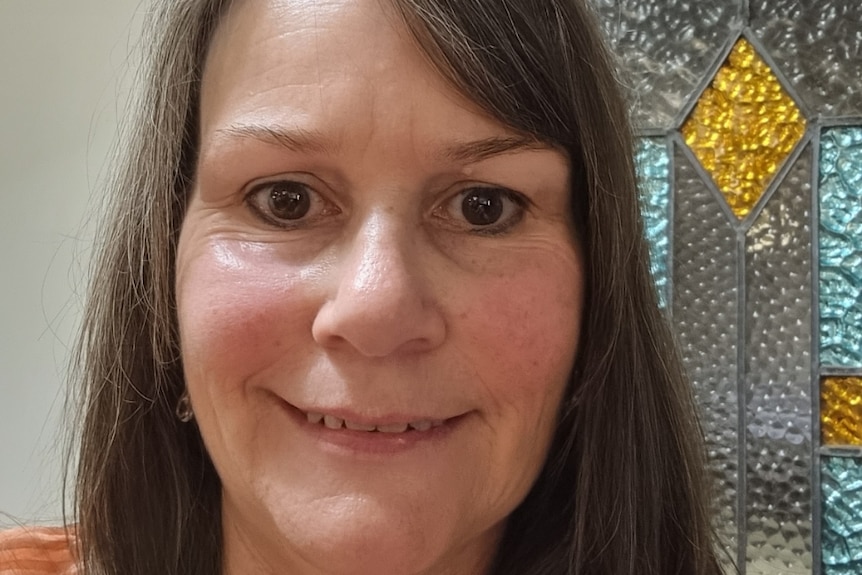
0;527;77;574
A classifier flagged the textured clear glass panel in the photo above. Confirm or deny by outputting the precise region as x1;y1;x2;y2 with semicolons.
590;0;745;129
823;377;862;446
672;145;738;567
820;127;862;367
745;147;813;573
635;138;670;306
751;1;862;117
682;38;806;219
822;456;862;574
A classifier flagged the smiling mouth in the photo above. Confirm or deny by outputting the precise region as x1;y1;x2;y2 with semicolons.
303;411;446;433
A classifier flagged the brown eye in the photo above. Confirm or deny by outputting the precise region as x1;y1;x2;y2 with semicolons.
246;179;337;228
462;189;504;226
438;186;527;234
269;181;311;220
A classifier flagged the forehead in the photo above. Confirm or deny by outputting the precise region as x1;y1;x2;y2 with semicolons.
204;1;441;120
206;0;407;75
197;0;538;167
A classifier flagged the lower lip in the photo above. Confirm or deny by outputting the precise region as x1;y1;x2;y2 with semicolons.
279;400;463;457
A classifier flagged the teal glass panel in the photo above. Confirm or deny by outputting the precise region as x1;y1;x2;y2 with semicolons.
635;138;670;307
745;147;813;572
820;127;862;367
823;455;862;575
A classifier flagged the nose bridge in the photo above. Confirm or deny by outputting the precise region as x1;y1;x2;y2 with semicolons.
346;210;410;301
312;208;445;356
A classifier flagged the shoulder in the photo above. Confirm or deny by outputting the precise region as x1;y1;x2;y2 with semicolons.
0;526;77;575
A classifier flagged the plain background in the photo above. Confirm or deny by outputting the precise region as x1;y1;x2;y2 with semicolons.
0;0;145;524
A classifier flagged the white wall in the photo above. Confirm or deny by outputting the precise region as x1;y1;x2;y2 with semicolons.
0;1;144;525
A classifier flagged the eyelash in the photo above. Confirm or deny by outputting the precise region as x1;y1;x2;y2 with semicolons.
244;179;530;235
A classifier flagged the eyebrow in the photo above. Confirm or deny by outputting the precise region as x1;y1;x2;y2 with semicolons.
439;135;549;163
214;124;545;163
214;124;335;155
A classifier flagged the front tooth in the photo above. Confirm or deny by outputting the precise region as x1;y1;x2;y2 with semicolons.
409;420;432;431
377;422;409;433
344;419;376;431
306;412;324;424
430;420;444;428
323;415;345;429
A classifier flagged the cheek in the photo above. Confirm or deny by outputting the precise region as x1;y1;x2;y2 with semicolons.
450;247;583;433
447;248;583;512
459;258;583;387
175;240;321;390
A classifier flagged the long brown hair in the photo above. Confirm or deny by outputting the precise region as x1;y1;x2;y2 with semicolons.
70;0;723;573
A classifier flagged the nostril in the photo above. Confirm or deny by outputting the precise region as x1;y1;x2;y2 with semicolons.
311;292;446;357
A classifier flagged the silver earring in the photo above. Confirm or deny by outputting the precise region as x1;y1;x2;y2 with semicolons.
176;390;194;423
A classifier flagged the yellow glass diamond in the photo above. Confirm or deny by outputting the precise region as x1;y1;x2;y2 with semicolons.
822;376;862;445
682;38;806;219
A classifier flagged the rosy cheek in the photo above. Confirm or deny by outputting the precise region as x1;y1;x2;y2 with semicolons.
453;256;582;398
177;241;321;387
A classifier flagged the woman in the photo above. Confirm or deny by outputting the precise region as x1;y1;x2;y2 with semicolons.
1;0;723;573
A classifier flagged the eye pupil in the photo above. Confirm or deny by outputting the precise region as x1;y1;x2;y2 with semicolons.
462;189;503;226
269;182;310;220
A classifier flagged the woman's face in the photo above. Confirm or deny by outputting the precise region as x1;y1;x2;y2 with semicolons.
176;0;584;573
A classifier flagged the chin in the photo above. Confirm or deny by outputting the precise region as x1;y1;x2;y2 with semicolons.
259;490;497;575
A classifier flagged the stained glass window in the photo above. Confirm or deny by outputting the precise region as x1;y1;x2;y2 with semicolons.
635;138;671;306
822;377;862;446
682;38;806;219
591;0;745;129
594;0;862;572
672;144;740;568
751;2;862;118
822;455;862;575
744;146;813;572
819;127;862;368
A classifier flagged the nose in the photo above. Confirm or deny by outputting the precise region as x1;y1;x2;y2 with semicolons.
311;213;446;357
